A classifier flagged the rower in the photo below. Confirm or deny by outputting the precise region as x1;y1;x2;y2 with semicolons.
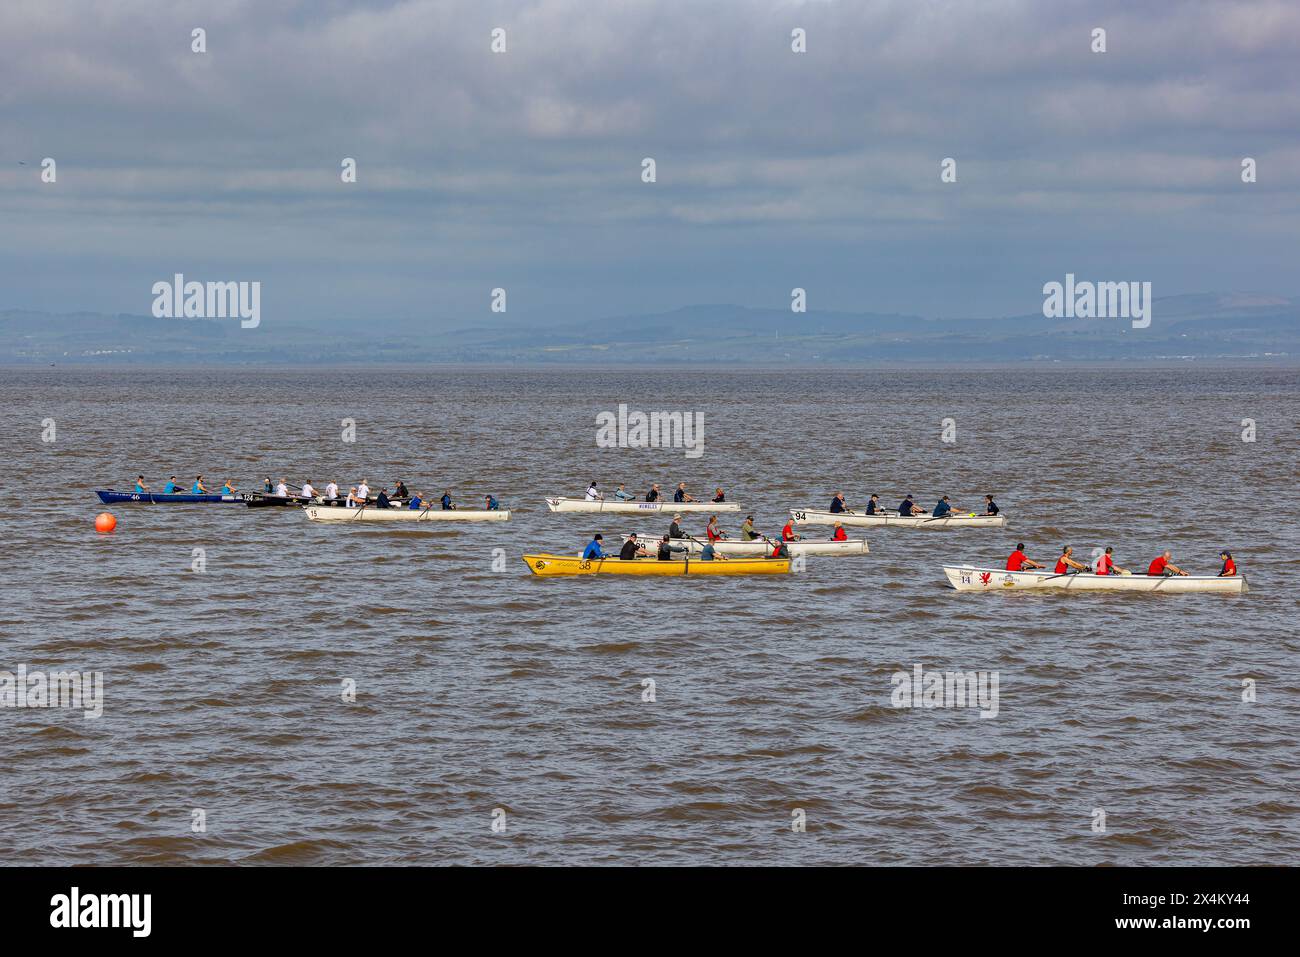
134;475;149;493
620;533;647;560
582;534;606;560
831;522;847;542
346;486;362;508
668;514;686;539
865;494;883;515
1054;546;1087;575
898;494;925;517
770;540;791;558
1006;543;1043;571
673;483;695;503
375;488;393;508
645;483;661;502
275;477;290;497
781;518;801;542
440;489;455;510
712;488;726;503
699;541;728;561
263;477;273;493
1218;550;1237;577
740;516;759;540
357;479;371;502
983;495;999;516
394;481;409;499
163;476;179;493
192;475;209;493
222;479;238;495
614;484;633;500
300;480;315;498
1094;546;1127;576
657;535;687;561
1147;551;1188;577
485;494;500;510
931;496;955;518
324;480;339;500
585;481;602;501
705;515;726;541
408;491;425;510
829;491;847;514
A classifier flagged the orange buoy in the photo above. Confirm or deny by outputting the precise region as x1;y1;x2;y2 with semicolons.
95;512;117;533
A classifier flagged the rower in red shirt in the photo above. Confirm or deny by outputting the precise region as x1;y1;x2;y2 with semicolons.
831;522;847;542
1147;550;1188;576
1093;546;1128;575
705;515;725;542
1006;542;1044;571
781;519;800;542
1053;546;1087;575
1217;550;1237;577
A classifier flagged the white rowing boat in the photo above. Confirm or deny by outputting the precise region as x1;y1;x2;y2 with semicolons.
621;535;868;556
791;508;1005;528
547;497;740;513
304;505;511;523
943;565;1246;594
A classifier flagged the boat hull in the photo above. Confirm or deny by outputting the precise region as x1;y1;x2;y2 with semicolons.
523;553;789;576
546;497;740;513
622;535;868;556
304;505;510;522
792;509;1005;528
943;566;1247;594
95;489;239;504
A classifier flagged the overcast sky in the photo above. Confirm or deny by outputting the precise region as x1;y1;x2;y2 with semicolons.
1;0;1297;327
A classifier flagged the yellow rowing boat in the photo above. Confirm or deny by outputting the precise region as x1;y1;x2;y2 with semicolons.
522;554;790;577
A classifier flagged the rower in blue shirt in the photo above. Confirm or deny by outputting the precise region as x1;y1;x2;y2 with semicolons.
865;494;882;515
408;492;425;509
932;496;953;517
134;475;148;493
440;490;454;510
829;492;847;513
613;484;633;500
582;534;606;560
898;495;924;516
485;495;499;510
163;476;179;493
192;475;210;494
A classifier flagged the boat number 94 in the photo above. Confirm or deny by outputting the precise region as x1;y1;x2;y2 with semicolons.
792;511;806;521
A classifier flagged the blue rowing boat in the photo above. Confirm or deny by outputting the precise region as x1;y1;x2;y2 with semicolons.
95;489;242;504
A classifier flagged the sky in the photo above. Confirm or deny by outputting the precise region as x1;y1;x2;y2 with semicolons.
1;0;1297;329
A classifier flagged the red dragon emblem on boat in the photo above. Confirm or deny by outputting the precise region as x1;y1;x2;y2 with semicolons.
979;572;992;585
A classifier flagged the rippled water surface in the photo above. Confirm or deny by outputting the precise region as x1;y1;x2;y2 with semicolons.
2;366;1297;865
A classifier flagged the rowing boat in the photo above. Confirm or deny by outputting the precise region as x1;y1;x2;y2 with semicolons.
243;492;313;508
546;497;740;514
621;535;868;556
95;489;241;504
791;508;1006;529
304;505;510;522
943;565;1247;594
523;554;789;576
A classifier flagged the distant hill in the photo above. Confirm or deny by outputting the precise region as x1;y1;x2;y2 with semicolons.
2;294;1296;364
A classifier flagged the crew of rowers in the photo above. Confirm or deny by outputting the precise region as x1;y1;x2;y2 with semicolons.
581;512;849;561
828;492;999;517
585;482;727;504
1004;543;1239;577
130;475;499;510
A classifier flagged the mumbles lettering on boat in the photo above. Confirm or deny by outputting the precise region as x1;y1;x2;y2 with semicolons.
150;273;261;328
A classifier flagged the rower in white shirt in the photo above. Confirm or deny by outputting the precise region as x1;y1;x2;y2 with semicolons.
585;481;602;501
274;478;290;497
324;481;339;500
346;486;361;508
357;480;371;502
300;480;315;499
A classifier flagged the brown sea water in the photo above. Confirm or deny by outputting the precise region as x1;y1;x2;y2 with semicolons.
1;365;1297;865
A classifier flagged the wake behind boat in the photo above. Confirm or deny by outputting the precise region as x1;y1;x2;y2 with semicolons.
547;497;740;513
944;565;1247;594
96;489;241;504
523;554;788;576
304;505;510;522
791;508;1005;528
